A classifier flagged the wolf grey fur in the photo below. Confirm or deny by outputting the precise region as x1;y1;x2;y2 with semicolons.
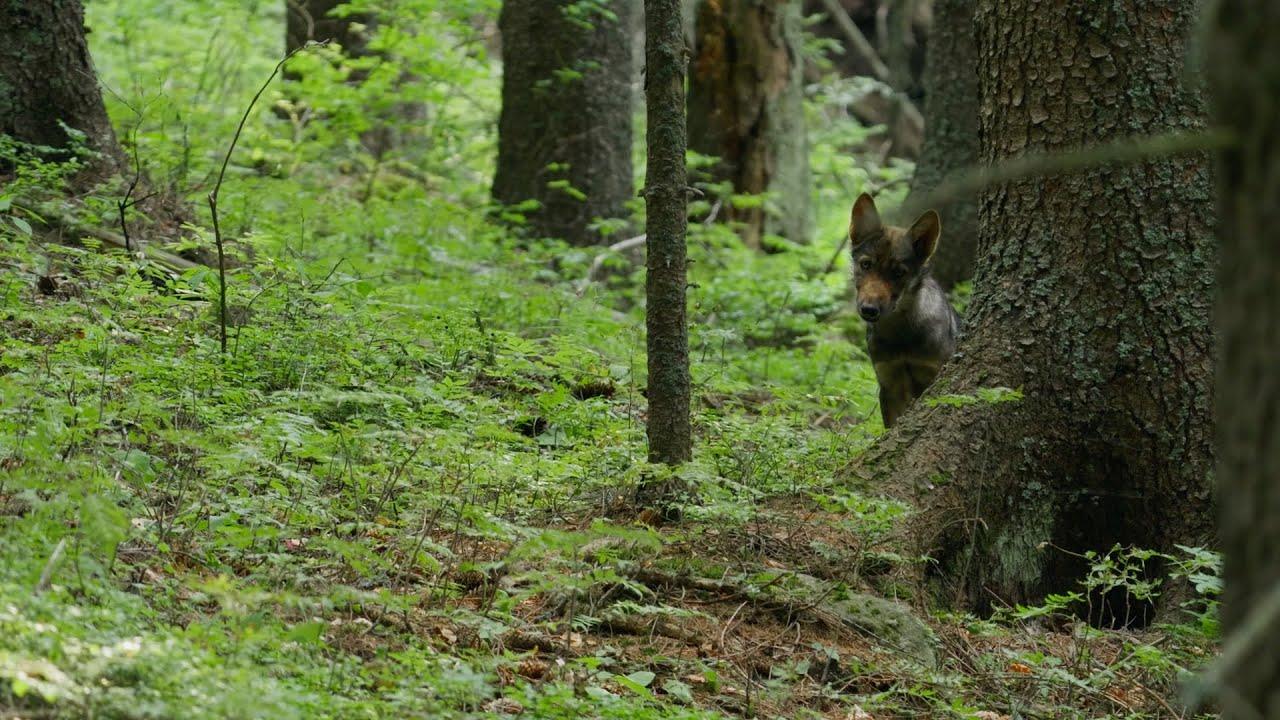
865;273;960;428
848;192;960;428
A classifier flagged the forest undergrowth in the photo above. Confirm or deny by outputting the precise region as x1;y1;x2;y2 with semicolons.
0;1;1219;718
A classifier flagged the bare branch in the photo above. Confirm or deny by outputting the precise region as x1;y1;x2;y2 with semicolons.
208;42;322;354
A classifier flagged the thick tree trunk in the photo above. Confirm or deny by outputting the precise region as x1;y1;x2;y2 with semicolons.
898;0;977;289
643;0;691;468
285;0;373;55
0;0;123;177
493;0;635;247
860;0;1215;621
1210;2;1280;715
688;0;811;247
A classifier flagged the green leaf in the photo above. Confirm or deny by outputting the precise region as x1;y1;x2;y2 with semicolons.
625;670;655;688
286;621;328;645
613;671;656;699
661;678;694;704
80;495;129;558
10;216;32;236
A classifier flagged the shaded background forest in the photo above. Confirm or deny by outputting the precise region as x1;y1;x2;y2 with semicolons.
1;0;1277;718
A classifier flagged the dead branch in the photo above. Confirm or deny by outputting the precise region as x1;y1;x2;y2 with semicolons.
23;201;201;274
576;233;647;295
819;0;891;81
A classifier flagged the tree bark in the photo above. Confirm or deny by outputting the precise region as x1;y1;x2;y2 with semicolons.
688;0;811;247
859;0;1215;621
899;0;978;289
0;0;123;178
644;0;691;467
1210;1;1280;715
493;0;636;247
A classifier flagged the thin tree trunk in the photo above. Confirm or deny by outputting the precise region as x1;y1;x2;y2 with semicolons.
493;0;636;247
1210;1;1280;715
644;0;691;467
688;0;811;247
899;0;978;288
0;0;123;179
880;0;923;100
859;0;1215;621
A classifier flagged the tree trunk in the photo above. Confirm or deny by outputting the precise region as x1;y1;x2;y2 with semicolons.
688;0;811;247
898;0;977;289
285;0;373;56
859;0;1215;622
643;0;691;467
0;0;123;178
880;0;927;102
493;0;636;247
1210;2;1280;715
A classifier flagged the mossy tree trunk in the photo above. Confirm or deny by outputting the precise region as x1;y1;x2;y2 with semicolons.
898;0;977;289
0;0;123;178
643;0;691;468
493;0;636;247
860;0;1215;620
1210;1;1280;714
688;0;811;247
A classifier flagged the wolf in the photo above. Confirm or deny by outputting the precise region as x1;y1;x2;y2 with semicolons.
849;193;960;428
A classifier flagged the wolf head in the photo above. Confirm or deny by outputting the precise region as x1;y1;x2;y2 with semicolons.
848;193;941;323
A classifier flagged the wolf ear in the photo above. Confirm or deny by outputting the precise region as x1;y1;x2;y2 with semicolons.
908;210;941;263
850;193;881;240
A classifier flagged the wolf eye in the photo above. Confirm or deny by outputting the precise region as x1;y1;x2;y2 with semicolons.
857;258;873;271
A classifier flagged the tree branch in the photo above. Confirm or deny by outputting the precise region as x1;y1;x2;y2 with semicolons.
818;0;890;81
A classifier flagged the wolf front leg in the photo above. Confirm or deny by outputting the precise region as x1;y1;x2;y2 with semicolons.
878;383;912;428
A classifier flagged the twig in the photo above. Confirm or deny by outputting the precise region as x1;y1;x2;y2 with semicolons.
95;73;165;253
576;196;726;295
208;42;320;354
20;201;201;274
594;610;702;644
118;124;144;251
576;234;647;295
34;538;68;595
719;600;749;649
814;1;923;156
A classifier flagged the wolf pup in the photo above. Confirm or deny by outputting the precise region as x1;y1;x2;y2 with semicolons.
849;193;959;428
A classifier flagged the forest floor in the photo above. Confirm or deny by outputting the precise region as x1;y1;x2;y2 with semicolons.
0;179;1219;719
0;1;1218;718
